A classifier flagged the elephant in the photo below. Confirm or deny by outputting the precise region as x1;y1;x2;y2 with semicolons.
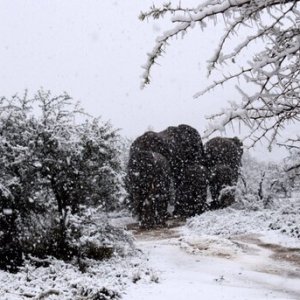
158;124;205;173
129;131;170;159
129;124;205;178
173;163;209;217
126;150;171;229
158;125;207;216
126;124;208;224
204;137;243;209
208;164;237;209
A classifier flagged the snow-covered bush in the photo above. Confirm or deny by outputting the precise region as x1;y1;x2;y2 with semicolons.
0;90;127;271
114;136;133;210
67;207;134;260
282;147;300;192
234;152;292;210
0;245;158;300
18;206;135;269
185;198;300;240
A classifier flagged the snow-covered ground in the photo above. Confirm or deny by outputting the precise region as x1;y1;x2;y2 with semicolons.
1;198;299;299
124;226;300;300
123;197;300;300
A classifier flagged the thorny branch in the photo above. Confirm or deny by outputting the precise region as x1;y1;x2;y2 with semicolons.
141;0;300;147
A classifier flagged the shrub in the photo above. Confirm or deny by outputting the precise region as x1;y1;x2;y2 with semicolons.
0;90;126;271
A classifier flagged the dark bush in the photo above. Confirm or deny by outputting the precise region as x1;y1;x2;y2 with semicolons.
0;90;125;271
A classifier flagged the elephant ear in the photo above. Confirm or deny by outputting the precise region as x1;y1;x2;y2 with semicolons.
157;126;179;157
232;137;243;148
231;137;243;159
130;131;168;158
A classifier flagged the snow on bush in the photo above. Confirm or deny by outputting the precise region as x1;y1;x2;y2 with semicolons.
0;89;128;269
0;250;159;300
234;152;292;211
67;207;135;259
184;198;300;242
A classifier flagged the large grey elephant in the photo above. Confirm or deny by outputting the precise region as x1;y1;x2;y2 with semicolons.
126;124;208;226
126;150;171;229
174;163;209;217
204;137;243;209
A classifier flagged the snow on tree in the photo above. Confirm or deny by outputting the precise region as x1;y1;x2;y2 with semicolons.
140;1;300;147
0;89;128;270
235;152;292;210
280;144;300;188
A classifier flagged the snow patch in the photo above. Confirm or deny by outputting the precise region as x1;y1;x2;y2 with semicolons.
179;234;241;258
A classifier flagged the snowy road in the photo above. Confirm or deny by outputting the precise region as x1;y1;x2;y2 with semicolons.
123;226;300;300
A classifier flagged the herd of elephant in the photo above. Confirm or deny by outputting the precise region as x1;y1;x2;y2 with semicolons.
125;124;243;229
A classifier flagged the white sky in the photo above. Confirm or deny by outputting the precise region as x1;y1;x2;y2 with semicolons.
0;0;291;161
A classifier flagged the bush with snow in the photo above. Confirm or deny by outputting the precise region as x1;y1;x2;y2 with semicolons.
0;90;128;271
0;248;158;300
234;152;293;210
185;198;300;241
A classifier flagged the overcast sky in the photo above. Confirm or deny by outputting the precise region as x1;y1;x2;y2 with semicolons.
0;0;291;160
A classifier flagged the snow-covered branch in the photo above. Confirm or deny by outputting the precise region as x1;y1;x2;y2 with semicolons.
141;0;300;146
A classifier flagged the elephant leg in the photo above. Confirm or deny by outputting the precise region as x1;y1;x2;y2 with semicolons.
218;185;236;208
139;197;156;229
172;176;186;217
173;191;185;218
209;182;236;209
209;182;222;210
173;186;194;218
154;195;167;227
193;186;208;216
174;164;208;217
209;164;237;210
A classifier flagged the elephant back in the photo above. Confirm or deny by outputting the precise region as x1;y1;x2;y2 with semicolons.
158;124;205;167
130;131;170;159
204;137;243;171
177;124;205;165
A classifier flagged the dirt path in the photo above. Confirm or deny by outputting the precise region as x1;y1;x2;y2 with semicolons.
123;225;300;300
230;234;300;278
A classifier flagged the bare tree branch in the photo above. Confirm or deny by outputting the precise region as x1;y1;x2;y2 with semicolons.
141;0;300;147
